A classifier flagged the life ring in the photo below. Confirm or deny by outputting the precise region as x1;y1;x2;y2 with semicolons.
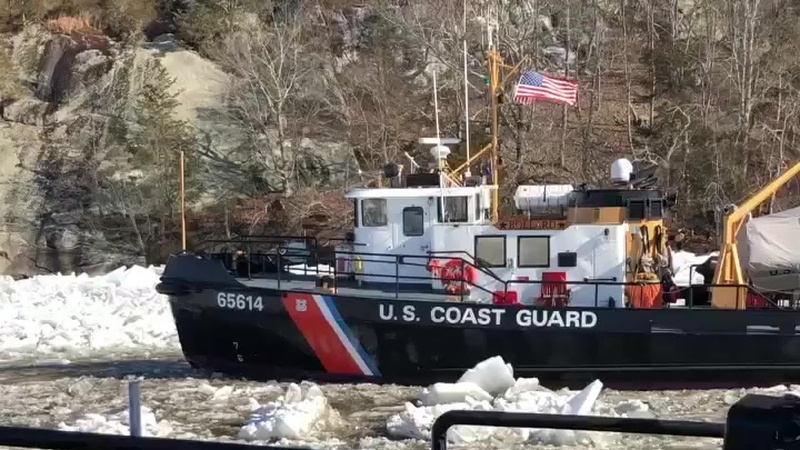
439;259;477;295
426;259;443;277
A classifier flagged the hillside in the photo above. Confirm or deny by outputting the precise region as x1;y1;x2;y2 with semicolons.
0;0;798;275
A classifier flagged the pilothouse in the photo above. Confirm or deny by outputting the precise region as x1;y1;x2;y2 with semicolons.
336;135;668;310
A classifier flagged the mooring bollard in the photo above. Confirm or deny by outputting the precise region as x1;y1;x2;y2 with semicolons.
127;379;143;437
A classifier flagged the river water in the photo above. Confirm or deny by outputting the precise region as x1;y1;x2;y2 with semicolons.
0;354;762;450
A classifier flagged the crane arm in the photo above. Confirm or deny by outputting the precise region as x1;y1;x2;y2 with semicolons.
711;162;800;309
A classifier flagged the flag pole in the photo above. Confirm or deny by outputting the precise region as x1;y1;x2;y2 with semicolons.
180;149;187;251
488;21;500;223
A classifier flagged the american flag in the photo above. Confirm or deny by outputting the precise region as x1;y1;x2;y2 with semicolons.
513;70;579;106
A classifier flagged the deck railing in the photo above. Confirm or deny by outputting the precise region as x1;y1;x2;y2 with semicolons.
195;237;768;310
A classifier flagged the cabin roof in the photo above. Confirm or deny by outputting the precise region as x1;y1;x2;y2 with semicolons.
345;186;491;199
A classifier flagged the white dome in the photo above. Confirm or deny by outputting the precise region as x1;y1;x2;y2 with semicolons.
430;145;451;160
611;158;633;183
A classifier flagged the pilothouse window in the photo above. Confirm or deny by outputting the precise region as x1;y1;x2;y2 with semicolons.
361;198;388;227
475;235;507;268
437;196;469;223
518;236;551;268
402;207;424;236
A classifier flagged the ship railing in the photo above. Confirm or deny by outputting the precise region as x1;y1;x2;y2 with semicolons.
235;247;755;310
315;249;499;301
500;278;756;309
426;250;506;283
197;235;371;278
686;263;784;309
191;237;769;309
196;240;498;301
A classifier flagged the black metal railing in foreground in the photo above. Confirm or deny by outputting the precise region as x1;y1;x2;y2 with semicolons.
431;411;724;450
2;393;799;450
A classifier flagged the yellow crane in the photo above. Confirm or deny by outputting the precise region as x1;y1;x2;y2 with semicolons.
711;162;800;309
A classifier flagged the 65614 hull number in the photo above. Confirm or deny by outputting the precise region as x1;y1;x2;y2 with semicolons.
216;292;264;311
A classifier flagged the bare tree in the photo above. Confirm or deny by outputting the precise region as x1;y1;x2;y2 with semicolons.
727;0;762;152
212;12;315;195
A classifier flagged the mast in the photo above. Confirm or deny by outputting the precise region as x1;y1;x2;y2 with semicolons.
463;0;471;179
447;5;519;224
488;20;501;223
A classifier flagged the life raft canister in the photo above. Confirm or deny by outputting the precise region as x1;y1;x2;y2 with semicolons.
439;259;478;295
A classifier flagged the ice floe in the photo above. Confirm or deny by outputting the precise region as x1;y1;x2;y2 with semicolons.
0;265;178;361
387;356;646;446
239;381;342;441
58;405;173;436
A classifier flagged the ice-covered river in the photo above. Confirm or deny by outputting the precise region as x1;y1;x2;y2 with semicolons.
0;265;790;449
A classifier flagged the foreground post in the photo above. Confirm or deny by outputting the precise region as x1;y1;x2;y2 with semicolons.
128;379;143;437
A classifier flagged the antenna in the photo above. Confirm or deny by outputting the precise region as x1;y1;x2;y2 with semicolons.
419;72;460;220
486;3;496;50
179;148;187;251
433;70;446;220
463;0;471;179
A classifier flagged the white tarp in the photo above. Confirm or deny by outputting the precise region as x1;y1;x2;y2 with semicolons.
739;206;800;292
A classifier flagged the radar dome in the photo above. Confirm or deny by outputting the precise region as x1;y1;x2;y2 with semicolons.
430;145;451;160
611;158;633;184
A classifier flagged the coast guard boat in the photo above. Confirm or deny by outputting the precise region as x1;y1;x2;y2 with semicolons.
156;46;800;388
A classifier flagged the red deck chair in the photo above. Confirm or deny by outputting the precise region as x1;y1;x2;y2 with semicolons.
537;272;571;307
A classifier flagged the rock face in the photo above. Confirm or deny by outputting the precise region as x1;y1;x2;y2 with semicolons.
140;33;229;124
34;32;112;103
0;25;121;276
2;98;54;126
0;23;360;276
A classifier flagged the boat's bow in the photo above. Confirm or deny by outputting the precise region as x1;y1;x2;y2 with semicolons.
156;252;242;296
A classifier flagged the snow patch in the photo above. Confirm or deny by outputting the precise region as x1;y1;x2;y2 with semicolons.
387;356;647;446
0;265;178;360
239;381;341;441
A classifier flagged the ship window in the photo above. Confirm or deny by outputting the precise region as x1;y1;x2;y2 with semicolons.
475;235;506;268
557;251;578;268
352;199;358;227
475;194;481;221
648;199;664;218
628;200;645;220
361;198;387;227
518;236;550;268
437;196;469;223
402;207;424;236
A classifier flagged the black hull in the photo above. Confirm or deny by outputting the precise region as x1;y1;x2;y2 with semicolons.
159;254;800;390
